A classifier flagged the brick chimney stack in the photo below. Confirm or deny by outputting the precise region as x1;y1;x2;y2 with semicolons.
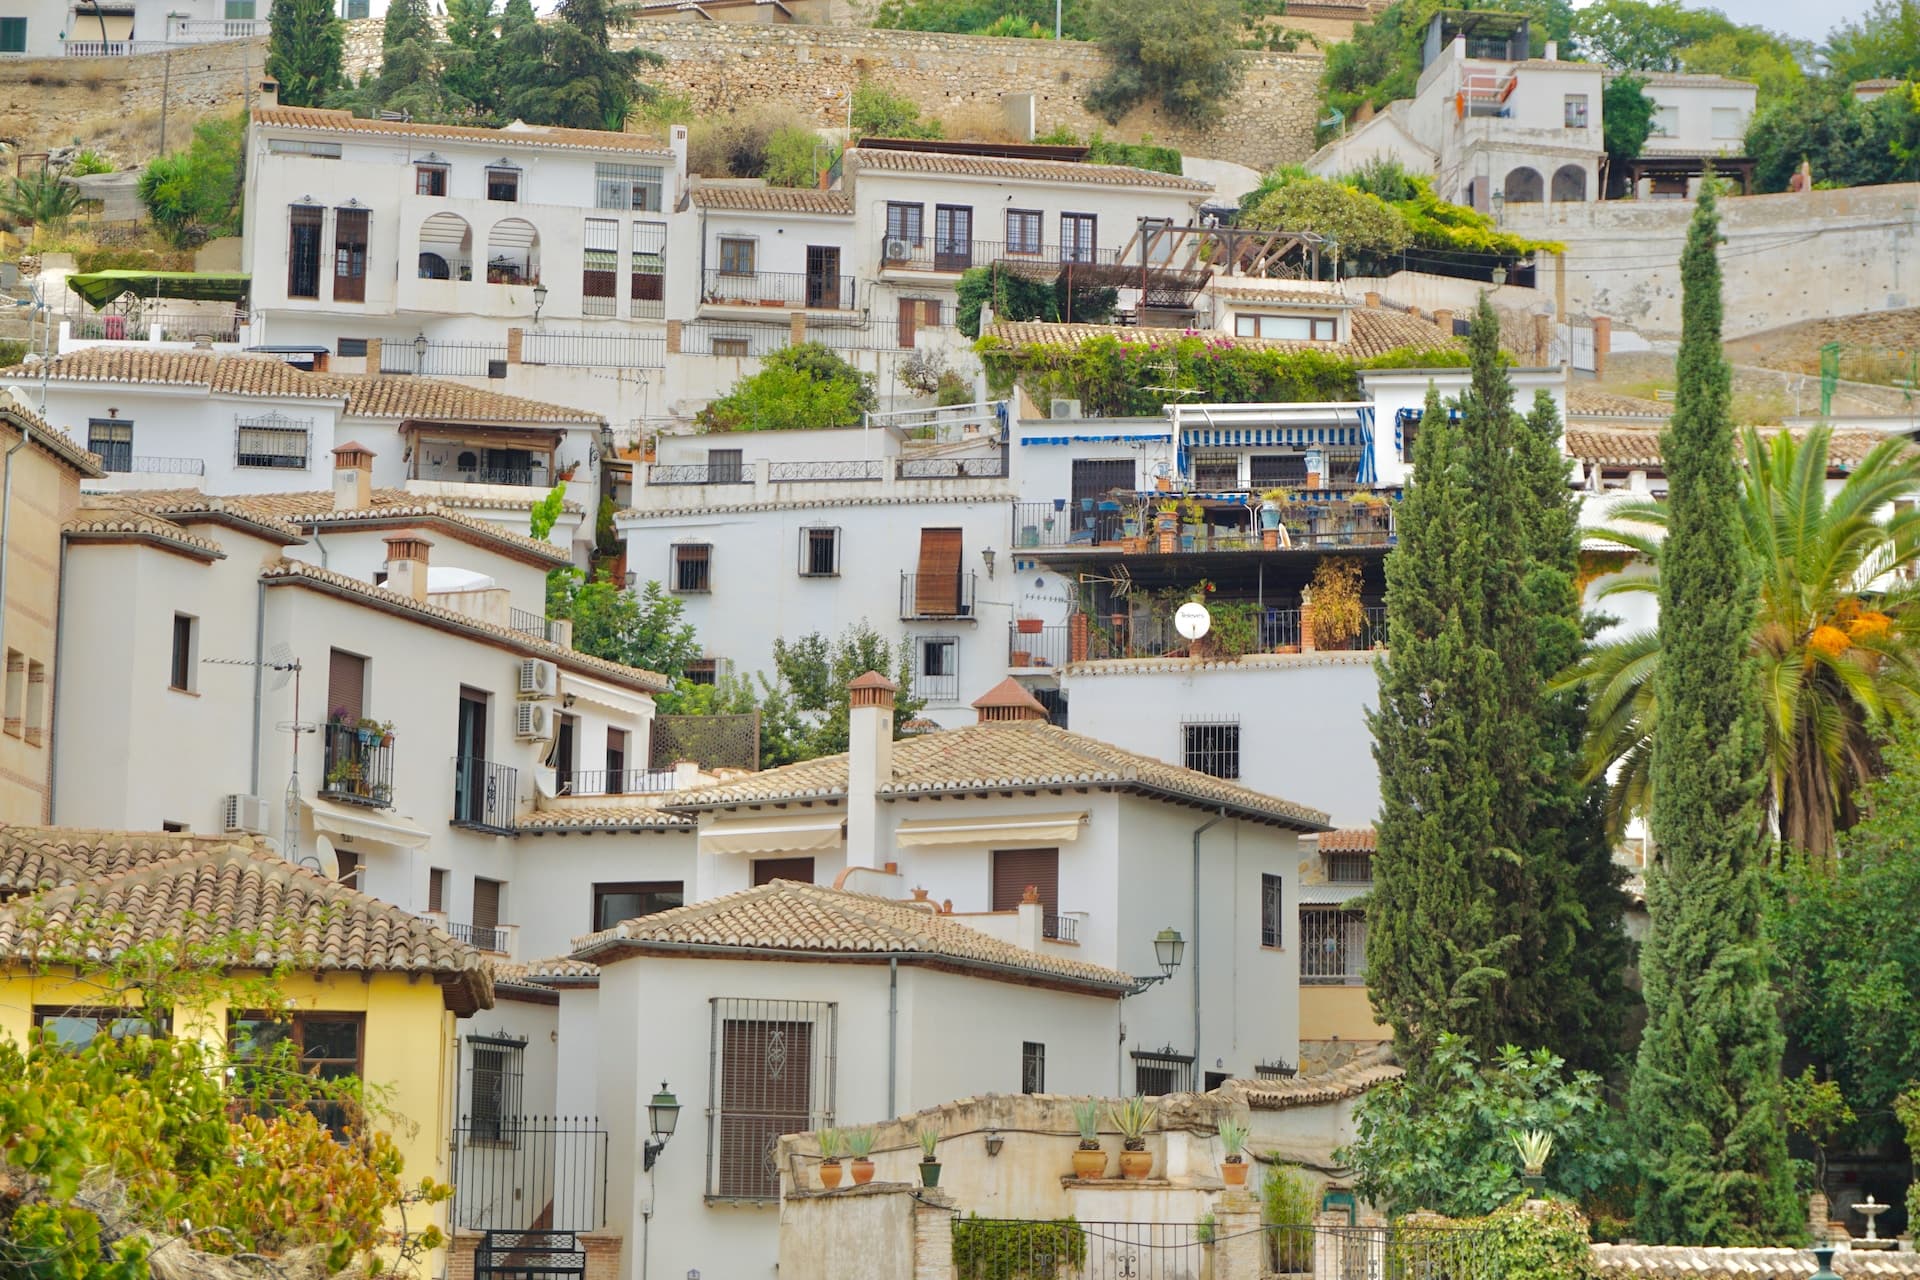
383;533;433;603
846;671;898;868
333;442;375;511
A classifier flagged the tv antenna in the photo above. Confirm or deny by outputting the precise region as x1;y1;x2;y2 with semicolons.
210;645;308;861
1076;565;1138;596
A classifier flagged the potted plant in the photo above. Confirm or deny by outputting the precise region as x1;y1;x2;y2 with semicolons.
1218;1118;1250;1186
847;1127;876;1185
818;1128;845;1189
1016;617;1044;635
1110;1096;1157;1180
1511;1128;1552;1196
917;1127;941;1187
1071;1100;1107;1179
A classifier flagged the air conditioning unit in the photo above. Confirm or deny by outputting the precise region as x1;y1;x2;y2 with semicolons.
884;238;911;262
518;658;558;699
516;700;553;741
1050;398;1083;419
222;793;270;835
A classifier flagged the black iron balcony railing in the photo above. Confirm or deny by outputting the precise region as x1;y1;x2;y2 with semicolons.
876;236;1116;274
447;921;509;952
1044;913;1078;943
647;462;756;485
898;455;1008;480
321;722;395;809
767;459;885;483
1008;622;1070;670
900;571;977;620
702;269;857;310
558;768;679;797
452;756;518;836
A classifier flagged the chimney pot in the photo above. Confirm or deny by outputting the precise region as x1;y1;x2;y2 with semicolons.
1364;291;1381;308
333;441;376;511
383;533;433;603
972;676;1050;723
845;671;898;870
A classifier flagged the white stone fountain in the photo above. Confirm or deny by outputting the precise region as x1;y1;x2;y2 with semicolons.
1852;1196;1894;1250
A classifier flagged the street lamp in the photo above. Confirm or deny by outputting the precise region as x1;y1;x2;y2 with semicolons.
412;331;428;372
644;1081;680;1171
1127;927;1186;995
532;281;549;326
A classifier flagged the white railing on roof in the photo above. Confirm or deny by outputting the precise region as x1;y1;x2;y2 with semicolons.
867;399;1009;444
168;17;270;41
64;39;169;55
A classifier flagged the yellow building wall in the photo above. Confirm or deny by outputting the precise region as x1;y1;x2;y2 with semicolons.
1300;984;1391;1043
0;433;82;825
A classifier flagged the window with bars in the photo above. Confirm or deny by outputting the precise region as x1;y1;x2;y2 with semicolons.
338;337;369;357
1007;209;1043;255
288;205;324;298
1182;719;1241;779
684;658;719;685
416;164;448;196
1299;909;1367;985
332;208;368;303
1132;1048;1195;1096
632;221;666;317
1324;852;1372;883
916;636;959;704
886;202;924;247
1061;212;1097;263
467;1035;526;1142
1564;94;1589;128
672;543;712;593
595;162;664;212
583;217;619;317
269;139;342;158
708;998;837;1201
1261;873;1283;948
486;167;520;202
799;527;840;577
1192;451;1240;490
236;415;312;469
87;418;132;473
1249;453;1308;487
1022;1042;1045;1094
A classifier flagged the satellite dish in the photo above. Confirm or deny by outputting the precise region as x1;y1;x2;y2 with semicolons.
1175;602;1212;640
310;835;338;880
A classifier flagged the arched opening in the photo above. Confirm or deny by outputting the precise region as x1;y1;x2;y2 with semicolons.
417;212;473;281
485;218;541;286
1551;164;1587;203
1503;167;1544;204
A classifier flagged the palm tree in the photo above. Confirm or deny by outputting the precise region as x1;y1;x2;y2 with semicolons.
0;171;81;235
1567;424;1920;861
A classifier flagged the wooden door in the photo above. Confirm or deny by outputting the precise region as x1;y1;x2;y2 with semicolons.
805;246;841;308
897;298;938;349
471;877;502;930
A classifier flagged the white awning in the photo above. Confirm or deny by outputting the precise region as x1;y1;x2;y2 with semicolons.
306;796;432;850
700;811;845;856
895;811;1088;848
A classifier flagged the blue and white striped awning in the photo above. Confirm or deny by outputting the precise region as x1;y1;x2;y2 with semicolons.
1019;432;1173;446
1393;406;1461;461
1180;425;1365;448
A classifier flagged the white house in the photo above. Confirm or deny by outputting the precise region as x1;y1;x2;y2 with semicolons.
1619;72;1759;198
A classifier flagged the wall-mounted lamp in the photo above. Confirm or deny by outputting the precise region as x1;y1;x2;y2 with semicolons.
984;1129;1004;1157
644;1081;680;1170
981;547;997;578
1491;265;1509;287
1126;927;1186;995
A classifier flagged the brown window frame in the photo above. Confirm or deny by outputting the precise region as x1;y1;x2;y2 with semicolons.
672;543;713;593
718;237;756;276
288;204;324;299
416;164;449;196
332;208;369;303
591;880;685;932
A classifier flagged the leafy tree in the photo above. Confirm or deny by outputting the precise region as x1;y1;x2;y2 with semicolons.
1337;1035;1629;1218
0;171;80;234
1085;0;1246;126
1601;74;1655;193
1575;0;1752;71
137;112;246;248
266;0;345;108
873;0;1095;38
331;0;457;118
1321;0;1572;131
1824;0;1920;86
771;622;927;756
955;264;1117;338
522;0;667;131
547;570;702;681
1744;78;1920;192
657;669;811;769
499;0;546;102
1240;173;1412;273
440;0;505;119
851;79;943;140
696;343;878;432
529;484;568;541
1625;185;1799;1247
1676;29;1806;102
763;125;834;187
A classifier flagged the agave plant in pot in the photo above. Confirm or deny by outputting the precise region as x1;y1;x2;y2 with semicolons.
1072;1100;1106;1179
1511;1128;1552;1197
818;1127;846;1190
1110;1096;1157;1180
847;1127;877;1185
1217;1118;1250;1186
917;1127;942;1187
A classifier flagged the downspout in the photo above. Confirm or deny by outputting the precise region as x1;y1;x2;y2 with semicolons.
1192;807;1227;1063
887;956;899;1118
45;536;67;823
250;580;266;795
0;410;31;667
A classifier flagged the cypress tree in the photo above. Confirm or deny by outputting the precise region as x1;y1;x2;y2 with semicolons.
265;0;345;109
509;0;665;131
442;0;505;120
498;0;545;113
1626;184;1800;1245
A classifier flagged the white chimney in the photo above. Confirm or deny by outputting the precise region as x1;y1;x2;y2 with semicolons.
1544;40;1558;60
845;671;897;869
383;533;433;603
333;441;375;511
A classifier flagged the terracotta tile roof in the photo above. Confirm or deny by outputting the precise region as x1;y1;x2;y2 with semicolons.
0;843;492;1013
494;955;602;987
1229;1047;1402;1109
65;506;227;560
1;400;106;476
1854;78;1904;91
1209;282;1355;307
259;558;670;692
984;307;1460;360
1592;1246;1920;1279
1316;828;1376;852
971;676;1047;713
620;491;1019;520
574;879;1136;993
845;146;1211;193
1566;386;1671;419
664;720;1329;829
0;826;244;898
143;488;571;566
85;491;306;545
433;490;586;516
691;184;854;215
1566;426;1907;470
339;375;601;425
252;106;674;155
518;805;696;832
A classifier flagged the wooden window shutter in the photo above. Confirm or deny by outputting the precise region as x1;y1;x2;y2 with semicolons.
991;848;1059;913
471;878;502;931
327;649;366;723
915;527;963;616
718;1019;812;1198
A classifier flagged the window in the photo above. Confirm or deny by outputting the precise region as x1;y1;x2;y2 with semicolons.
229;1012;364;1132
1007;209;1043;255
752;857;814;886
1652;105;1679;137
1234;314;1336;341
1298;908;1367;985
1132;1048;1194;1095
337;337;369;358
1249;453;1308;487
485;166;520;201
428;866;448;913
343;0;369;17
711;337;750;357
632;221;666;318
415;164;448;196
583;217;619;317
1022;1042;1045;1094
1261;873;1283;948
224;0;254;17
1563;94;1588;128
1192;451;1239;490
34;1007;165;1050
1712;107;1745;139
288;205;324;298
799;526;840;577
718;237;756;275
1183;719;1241;779
934;205;973;269
3;651;19;739
709;998;837;1200
25;659;45;746
991;847;1059;924
885;202;924;246
0;17;25;51
684;658;719;685
467;1035;525;1142
335;849;360;887
161;821;188;833
605;726;628;787
1061;213;1097;263
87;418;132;473
1325;852;1372;883
912;527;965;617
595;162;664;212
170;613;197;692
707;447;744;483
268;139;343;158
672;543;712;593
332;208;368;303
235;415;311;469
592;880;684;931
916;635;959;703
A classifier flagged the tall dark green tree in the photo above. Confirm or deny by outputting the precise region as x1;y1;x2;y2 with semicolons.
499;0;545;100
442;0;505;120
265;0;345;108
509;0;665;131
1625;183;1799;1247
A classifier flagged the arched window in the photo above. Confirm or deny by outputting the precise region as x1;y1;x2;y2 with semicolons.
1552;164;1588;203
1503;167;1544;204
417;212;472;281
485;218;541;286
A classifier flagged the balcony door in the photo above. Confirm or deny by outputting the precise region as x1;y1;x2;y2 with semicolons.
554;714;577;791
934;206;973;271
454;688;488;824
1072;458;1134;541
992;847;1060;936
805;246;841;309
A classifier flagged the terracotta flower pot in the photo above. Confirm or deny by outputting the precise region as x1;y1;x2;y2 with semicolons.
1016;617;1044;635
851;1158;875;1185
1221;1157;1248;1187
820;1160;844;1190
1072;1146;1108;1180
1118;1147;1153;1180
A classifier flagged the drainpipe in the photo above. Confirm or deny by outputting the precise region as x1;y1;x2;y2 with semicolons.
0;409;31;668
887;956;899;1118
45;536;67;823
1192;807;1227;1063
250;580;266;795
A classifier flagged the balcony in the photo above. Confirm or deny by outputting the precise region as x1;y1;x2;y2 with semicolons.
451;757;518;836
1008;622;1069;670
446;920;515;954
1012;495;1395;554
557;767;679;797
1075;604;1387;662
700;269;857;313
322;723;395;809
876;236;1115;276
899;571;977;621
167;16;269;41
67;305;243;344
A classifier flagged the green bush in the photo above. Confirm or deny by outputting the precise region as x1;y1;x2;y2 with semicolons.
851;79;943;140
873;0;1095;40
953;1215;1088;1280
1241;173;1411;271
69;150;115;176
0;340;26;368
1260;1164;1319;1271
138;112;246;248
763;126;837;188
1085;0;1246;126
696;343;878;432
956;264;1116;339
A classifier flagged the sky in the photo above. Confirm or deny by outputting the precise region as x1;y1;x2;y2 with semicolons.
1569;0;1876;45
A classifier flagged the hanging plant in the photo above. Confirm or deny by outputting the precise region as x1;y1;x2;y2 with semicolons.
1306;557;1366;649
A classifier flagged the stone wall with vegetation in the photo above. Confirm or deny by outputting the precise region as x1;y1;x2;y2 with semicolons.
0;37;263;162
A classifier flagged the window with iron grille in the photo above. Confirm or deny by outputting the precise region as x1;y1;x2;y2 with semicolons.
1298;908;1368;985
1323;448;1364;485
87;418;132;473
1192;451;1240;490
288;205;324;298
1060;212;1097;263
486;167;519;202
1260;873;1283;948
1022;1042;1045;1094
595;162;664;212
708;998;837;1201
338;337;369;357
1324;852;1372;883
916;636;959;704
582;217;619;317
467;1035;525;1142
1131;1048;1194;1095
799;527;840;577
235;414;312;469
632;221;666;317
684;658;718;685
1564;94;1589;128
1006;209;1043;255
332;207;368;304
672;543;712;593
1249;453;1308;487
1182;719;1240;779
